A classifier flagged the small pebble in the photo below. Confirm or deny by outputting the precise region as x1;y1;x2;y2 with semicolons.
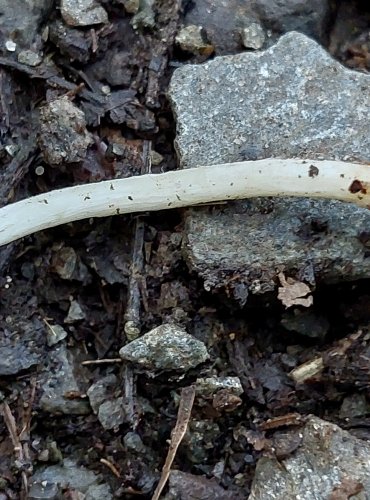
176;25;214;55
119;323;209;372
61;0;108;27
241;22;266;50
18;50;42;67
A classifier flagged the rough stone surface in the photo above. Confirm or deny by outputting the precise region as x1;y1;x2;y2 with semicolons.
131;0;155;30
195;376;243;397
252;0;332;43
241;22;265;50
39;96;93;165
28;480;60;500
39;345;90;415
169;32;370;294
18;50;42;66
281;310;329;339
163;470;241;500
46;324;68;347
87;374;118;414
0;318;46;375
120;0;139;15
0;0;53;48
249;416;370;499
31;459;112;498
61;0;108;27
97;397;126;430
183;0;257;55
119;323;209;372
176;25;213;55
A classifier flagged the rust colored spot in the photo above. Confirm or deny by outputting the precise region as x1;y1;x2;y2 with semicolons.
308;165;319;177
349;179;367;194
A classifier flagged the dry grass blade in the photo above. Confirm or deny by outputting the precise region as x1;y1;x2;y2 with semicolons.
2;402;28;498
151;385;196;500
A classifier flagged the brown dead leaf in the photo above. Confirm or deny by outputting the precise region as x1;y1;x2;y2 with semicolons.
277;273;313;308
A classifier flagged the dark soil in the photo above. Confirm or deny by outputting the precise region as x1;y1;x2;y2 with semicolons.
0;0;370;498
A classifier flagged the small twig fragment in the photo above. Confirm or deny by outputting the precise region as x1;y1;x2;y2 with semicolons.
100;458;121;478
151;385;196;500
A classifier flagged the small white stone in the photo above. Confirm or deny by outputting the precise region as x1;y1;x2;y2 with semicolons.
5;40;16;52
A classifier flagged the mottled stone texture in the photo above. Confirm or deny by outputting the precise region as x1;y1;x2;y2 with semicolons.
249;416;370;499
169;32;370;296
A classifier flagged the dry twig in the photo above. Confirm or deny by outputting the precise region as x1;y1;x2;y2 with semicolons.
152;385;196;500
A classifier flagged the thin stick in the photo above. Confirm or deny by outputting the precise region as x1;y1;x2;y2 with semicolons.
1;159;370;246
81;358;122;365
124;139;151;340
151;385;196;500
2;402;29;498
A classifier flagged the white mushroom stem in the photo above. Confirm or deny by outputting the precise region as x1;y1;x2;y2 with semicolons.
1;158;370;246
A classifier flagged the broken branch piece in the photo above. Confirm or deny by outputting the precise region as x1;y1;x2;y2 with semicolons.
0;158;370;246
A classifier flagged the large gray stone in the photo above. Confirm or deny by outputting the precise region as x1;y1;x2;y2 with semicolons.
169;32;370;297
249;416;370;499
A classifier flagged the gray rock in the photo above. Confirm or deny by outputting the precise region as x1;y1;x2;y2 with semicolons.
39;345;90;415
28;481;60;500
61;0;108;27
51;245;90;282
31;459;112;498
119;0;140;15
281;310;329;339
0;0;53;48
86;483;113;500
183;0;256;55
98;397;126;430
46;324;68;347
0;318;46;375
87;374;118;413
249;416;370;499
119;324;209;371
252;0;332;43
18;50;42;66
241;22;265;50
150;150;164;166
163;470;240;500
87;375;126;429
339;394;370;420
176;25;213;55
65;300;86;324
183;420;221;464
131;0;155;30
49;20;93;64
123;431;148;454
39;96;93;165
169;32;370;295
195;376;243;397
